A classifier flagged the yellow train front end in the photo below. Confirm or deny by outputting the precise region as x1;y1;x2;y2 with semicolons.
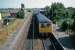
36;13;53;37
39;23;52;33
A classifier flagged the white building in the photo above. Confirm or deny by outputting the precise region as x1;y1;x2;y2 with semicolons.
0;13;1;20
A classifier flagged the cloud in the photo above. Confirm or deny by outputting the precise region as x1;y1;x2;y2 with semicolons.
0;0;75;8
25;0;75;8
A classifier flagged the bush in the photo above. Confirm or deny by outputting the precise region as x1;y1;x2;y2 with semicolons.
16;10;24;18
60;21;68;31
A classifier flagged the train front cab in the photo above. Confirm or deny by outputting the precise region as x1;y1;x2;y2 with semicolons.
38;22;53;37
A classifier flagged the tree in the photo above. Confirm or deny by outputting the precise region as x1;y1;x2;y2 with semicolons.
71;17;75;31
50;3;65;23
60;20;68;31
71;8;75;18
16;10;24;18
60;18;73;35
44;6;50;18
16;4;25;18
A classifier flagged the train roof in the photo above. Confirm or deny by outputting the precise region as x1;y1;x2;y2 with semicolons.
36;13;52;23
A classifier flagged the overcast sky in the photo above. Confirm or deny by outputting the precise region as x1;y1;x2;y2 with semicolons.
0;0;75;8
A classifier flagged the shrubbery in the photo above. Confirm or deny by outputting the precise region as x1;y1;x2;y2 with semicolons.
44;2;75;36
16;10;24;18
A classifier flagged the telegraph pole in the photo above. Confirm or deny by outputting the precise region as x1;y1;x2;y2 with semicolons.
21;3;25;18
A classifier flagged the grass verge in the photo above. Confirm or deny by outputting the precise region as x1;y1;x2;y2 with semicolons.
0;19;24;46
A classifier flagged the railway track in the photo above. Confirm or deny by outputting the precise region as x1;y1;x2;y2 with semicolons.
41;33;64;50
25;14;64;50
49;33;64;50
42;38;64;50
42;38;56;50
25;16;44;50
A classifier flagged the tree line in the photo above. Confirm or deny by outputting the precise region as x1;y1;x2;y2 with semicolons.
44;2;75;36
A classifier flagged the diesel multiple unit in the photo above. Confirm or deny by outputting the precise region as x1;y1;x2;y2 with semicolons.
36;13;53;34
